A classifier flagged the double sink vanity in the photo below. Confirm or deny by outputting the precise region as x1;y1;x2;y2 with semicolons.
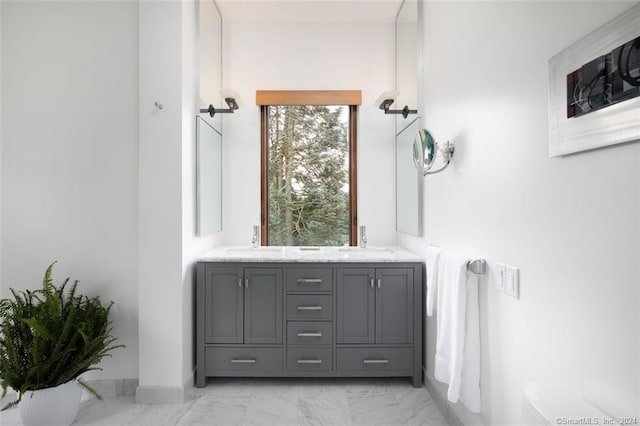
196;246;424;388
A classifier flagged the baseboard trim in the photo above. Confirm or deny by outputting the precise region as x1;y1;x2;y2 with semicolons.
135;385;187;404
0;378;138;407
423;368;464;426
85;378;138;399
135;372;194;404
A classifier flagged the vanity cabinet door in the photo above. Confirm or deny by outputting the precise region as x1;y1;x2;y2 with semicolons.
375;268;414;344
337;268;375;344
204;266;243;344
337;267;414;345
244;268;283;344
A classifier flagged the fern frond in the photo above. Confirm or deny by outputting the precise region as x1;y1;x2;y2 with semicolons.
76;377;103;401
1;397;20;411
0;262;124;402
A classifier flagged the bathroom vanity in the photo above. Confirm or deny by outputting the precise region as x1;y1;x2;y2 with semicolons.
195;246;423;387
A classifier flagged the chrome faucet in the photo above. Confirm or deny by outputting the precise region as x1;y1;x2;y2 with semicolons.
359;225;367;248
251;225;259;248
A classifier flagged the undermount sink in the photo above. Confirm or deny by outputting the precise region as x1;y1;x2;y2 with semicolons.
337;247;394;253
225;247;283;254
336;247;395;258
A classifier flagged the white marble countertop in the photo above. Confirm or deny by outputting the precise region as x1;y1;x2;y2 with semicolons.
199;246;423;263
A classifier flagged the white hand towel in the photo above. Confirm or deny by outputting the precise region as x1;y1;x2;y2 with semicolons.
459;273;481;413
433;251;481;413
424;246;442;317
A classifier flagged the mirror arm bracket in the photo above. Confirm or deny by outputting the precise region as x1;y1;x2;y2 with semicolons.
200;97;240;118
423;142;455;176
379;100;417;119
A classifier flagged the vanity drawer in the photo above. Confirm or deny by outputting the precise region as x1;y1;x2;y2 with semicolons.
205;347;282;374
286;268;333;292
336;347;412;373
286;347;333;371
286;295;333;320
287;321;333;345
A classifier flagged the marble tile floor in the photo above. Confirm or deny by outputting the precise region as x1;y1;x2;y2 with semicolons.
0;378;449;426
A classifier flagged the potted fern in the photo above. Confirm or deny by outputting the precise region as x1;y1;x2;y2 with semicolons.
0;262;123;426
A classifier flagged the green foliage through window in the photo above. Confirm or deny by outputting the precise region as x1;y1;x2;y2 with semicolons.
268;105;349;246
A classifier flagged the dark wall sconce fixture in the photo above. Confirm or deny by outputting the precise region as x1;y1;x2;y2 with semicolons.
375;90;417;119
200;96;240;118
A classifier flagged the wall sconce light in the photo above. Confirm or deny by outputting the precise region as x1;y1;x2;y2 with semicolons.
374;90;417;119
200;89;243;118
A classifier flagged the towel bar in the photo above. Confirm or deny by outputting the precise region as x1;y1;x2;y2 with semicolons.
429;244;487;275
467;259;486;275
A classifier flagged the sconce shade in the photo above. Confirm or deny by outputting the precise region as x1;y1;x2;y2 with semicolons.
374;90;399;109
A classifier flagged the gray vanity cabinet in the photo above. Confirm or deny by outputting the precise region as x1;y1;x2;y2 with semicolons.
202;266;282;345
375;268;414;344
203;266;243;344
336;267;414;345
244;268;283;344
196;260;422;388
196;264;283;387
336;268;374;344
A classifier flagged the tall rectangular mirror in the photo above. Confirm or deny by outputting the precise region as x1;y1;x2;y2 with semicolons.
197;117;222;235
197;0;223;235
395;0;423;236
395;0;419;133
396;118;422;235
198;0;222;131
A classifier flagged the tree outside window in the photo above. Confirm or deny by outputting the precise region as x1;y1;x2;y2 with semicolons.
258;90;360;246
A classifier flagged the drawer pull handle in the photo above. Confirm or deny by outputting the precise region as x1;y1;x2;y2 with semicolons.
297;332;323;337
297;359;323;364
370;278;374;288
230;358;256;364
297;278;322;284
297;305;322;311
377;278;381;289
363;359;389;364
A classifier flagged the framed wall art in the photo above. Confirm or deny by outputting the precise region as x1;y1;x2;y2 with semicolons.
548;3;639;157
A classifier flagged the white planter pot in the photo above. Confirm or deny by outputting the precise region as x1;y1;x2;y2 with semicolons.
19;380;83;426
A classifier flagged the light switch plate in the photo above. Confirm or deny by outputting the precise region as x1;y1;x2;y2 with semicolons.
495;263;506;293
505;266;520;299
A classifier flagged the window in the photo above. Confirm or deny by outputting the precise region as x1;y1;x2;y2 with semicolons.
258;90;361;246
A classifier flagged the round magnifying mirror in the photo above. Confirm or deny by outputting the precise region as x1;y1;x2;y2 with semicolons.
413;128;436;172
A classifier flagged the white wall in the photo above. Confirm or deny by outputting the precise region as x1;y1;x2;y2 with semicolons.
398;2;640;424
1;1;139;380
182;0;223;388
138;0;219;395
221;22;396;246
0;2;3;300
138;0;184;391
1;0;226;395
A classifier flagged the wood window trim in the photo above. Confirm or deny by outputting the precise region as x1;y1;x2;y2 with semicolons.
259;90;360;246
256;90;362;106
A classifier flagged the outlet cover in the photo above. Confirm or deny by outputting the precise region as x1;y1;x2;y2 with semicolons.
495;263;506;293
505;266;520;299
